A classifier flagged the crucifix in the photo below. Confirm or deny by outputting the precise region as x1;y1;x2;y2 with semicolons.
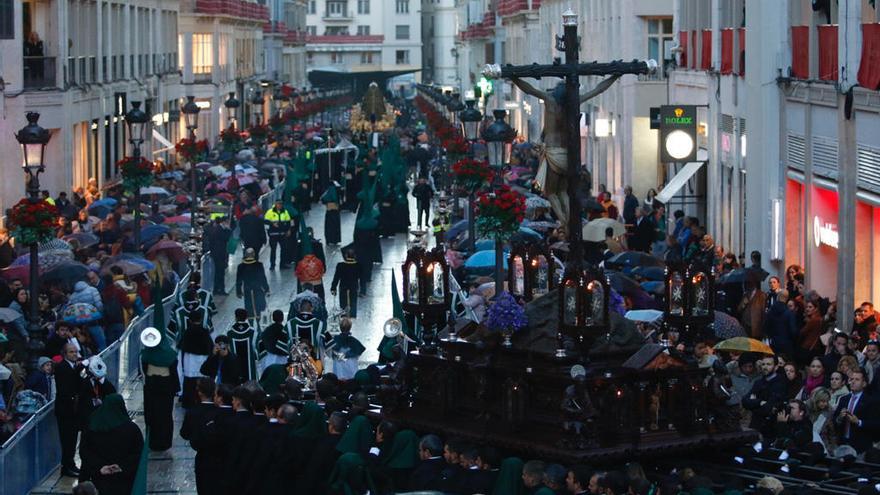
482;8;656;265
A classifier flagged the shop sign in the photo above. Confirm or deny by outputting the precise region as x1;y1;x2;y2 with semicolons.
813;216;839;249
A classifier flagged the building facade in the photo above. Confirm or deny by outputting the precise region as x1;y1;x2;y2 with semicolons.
178;0;269;140
422;0;458;86
0;0;182;214
670;0;880;330
305;0;422;88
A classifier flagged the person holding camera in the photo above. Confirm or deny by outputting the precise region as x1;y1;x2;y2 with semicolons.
200;335;242;386
773;399;815;452
742;355;788;440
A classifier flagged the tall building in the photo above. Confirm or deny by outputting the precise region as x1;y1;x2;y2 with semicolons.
669;0;880;328
178;0;269;139
305;0;423;90
0;0;182;213
422;0;458;86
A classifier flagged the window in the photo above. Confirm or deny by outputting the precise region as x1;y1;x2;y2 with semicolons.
647;18;674;71
357;25;370;36
360;52;374;64
308;0;316;14
395;25;410;40
0;0;13;39
307;52;314;64
192;33;213;74
396;0;408;14
327;0;346;16
395;49;409;65
357;0;369;14
325;26;349;35
331;52;344;64
306;26;317;36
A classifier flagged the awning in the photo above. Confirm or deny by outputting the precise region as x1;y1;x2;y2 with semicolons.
656;149;708;204
152;129;175;154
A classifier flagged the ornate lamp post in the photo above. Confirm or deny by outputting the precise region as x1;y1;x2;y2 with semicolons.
508;243;556;302
401;246;450;354
181;96;201;234
224;92;240;129
458;100;483;254
558;267;611;357
125;101;151;250
481;109;516;289
251;90;264;127
15;112;51;368
447;92;465;130
664;264;715;344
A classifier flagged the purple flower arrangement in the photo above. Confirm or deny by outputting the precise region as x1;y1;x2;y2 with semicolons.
486;291;528;334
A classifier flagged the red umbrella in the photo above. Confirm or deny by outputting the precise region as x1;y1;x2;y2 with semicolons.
0;265;32;285
163;214;191;225
146;239;187;262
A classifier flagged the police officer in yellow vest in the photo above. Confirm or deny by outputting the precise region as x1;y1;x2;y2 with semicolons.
263;200;293;270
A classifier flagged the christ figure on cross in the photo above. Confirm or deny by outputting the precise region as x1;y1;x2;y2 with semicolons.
511;75;622;230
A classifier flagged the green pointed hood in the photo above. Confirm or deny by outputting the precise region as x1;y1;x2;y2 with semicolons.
88;393;131;432
355;174;379;231
493;457;526;495
335;415;373;454
291;401;327;438
142;277;177;367
298;221;313;257
328;452;377;495
382;429;420;469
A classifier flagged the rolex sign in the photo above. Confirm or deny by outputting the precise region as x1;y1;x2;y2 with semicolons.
659;105;698;163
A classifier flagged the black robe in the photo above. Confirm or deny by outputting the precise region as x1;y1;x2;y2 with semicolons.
142;357;180;451
235;261;269;317
77;378;117;427
296;433;342;494
79;421;144;495
181;401;222;495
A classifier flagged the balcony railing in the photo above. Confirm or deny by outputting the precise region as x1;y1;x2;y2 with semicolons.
323;10;352;20
23;56;57;89
306;34;384;44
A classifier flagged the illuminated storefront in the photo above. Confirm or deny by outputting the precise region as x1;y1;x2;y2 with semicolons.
785;175;880;305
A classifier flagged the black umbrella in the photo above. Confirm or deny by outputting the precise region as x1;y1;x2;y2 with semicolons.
608;272;643;295
42;261;91;286
605;251;664;272
631;265;665;281
718;268;762;285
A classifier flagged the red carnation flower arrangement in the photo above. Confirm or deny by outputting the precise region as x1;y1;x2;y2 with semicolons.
8;199;59;245
220;126;244;153
117;156;154;192
247;124;270;143
175;137;209;163
475;185;525;242
452;158;492;194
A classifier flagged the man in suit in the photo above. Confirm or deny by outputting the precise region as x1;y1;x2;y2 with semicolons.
833;368;879;453
408;434;446;491
631;207;654;253
55;343;82;477
180;378;218;495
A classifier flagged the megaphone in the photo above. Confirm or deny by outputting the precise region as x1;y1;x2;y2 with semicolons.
140;327;162;348
383;318;403;339
87;355;107;379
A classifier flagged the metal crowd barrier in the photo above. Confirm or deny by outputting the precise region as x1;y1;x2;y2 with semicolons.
257;179;285;213
0;256;202;495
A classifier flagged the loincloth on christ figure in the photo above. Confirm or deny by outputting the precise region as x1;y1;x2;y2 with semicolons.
536;146;568;193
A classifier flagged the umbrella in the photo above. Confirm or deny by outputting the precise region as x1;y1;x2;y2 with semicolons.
525;196;551;211
717;268;757;285
290;291;323;314
261;162;285;171
640;281;665;295
10;252;71;271
511;226;542;242
63;232;100;249
446;220;468;241
715;336;774;355
173;194;191;205
140;186;170;196
0;265;31;284
474;239;495;252
61;302;102;324
146;240;187;262
550;241;570;253
101;259;151;276
38;239;74;258
714;311;746;339
207;165;227;176
140;225;171;244
0;308;23;323
87;204;112;219
582;197;606;213
624;309;664;323
195;162;214;169
464;250;508;270
583;218;626;242
631;266;666;281
108;254;156;271
606;251;664;272
91;198;118;208
608;272;643;295
157;204;178;214
43;261;91;285
163;214;191;225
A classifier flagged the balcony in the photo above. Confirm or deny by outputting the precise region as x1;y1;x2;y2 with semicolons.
65;56;97;85
23;56;57;89
306;34;384;44
194;0;269;23
323;10;353;21
497;0;541;17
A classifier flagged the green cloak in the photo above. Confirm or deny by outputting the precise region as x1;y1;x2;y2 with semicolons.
142;278;177;367
492;457;526;495
382;429;420;469
87;393;131;432
335;415;373;454
291;401;326;439
327;452;377;495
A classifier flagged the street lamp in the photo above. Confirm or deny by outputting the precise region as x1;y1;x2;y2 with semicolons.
224;92;240;129
482;109;516;180
125;101;151;250
459;99;482;141
402;246;450;354
15;112;51;369
447;92;465;130
181;96;200;234
250;90;264;127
